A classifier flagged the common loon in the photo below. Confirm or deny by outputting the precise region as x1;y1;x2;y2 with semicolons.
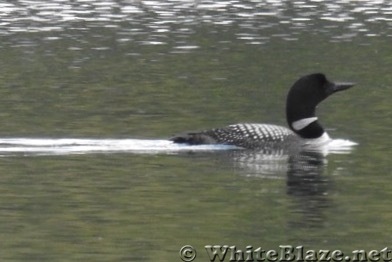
170;73;354;150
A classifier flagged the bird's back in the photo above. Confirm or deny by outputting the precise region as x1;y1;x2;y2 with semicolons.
171;123;298;150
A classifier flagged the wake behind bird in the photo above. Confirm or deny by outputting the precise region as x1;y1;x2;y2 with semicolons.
0;137;357;157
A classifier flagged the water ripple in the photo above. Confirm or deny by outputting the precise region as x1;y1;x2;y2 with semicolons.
1;0;392;48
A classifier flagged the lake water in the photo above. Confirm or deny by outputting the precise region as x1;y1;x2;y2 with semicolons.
0;0;391;261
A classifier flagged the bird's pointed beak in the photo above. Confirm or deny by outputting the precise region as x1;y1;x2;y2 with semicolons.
327;82;355;95
334;82;355;91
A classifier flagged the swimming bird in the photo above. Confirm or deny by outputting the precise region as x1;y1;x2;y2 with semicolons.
170;73;354;150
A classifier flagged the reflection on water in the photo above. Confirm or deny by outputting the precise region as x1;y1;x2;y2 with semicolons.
286;151;331;228
1;0;392;49
228;138;356;176
224;144;355;228
220;148;337;230
220;149;333;229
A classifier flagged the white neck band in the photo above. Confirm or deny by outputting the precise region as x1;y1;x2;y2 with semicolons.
292;117;318;131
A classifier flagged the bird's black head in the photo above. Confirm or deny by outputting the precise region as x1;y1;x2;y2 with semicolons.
286;73;354;138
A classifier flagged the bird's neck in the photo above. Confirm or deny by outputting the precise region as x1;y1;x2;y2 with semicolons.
291;119;325;139
286;105;325;139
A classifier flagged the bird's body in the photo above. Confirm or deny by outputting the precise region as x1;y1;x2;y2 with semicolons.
171;73;354;150
172;123;297;149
